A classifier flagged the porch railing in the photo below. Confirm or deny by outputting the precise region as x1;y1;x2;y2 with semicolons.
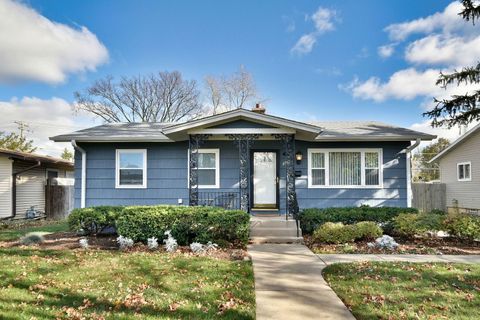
198;191;240;210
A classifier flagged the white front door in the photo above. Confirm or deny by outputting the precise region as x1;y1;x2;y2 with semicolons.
253;152;277;208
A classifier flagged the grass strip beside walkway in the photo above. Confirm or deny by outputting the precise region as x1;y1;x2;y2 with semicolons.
323;261;480;320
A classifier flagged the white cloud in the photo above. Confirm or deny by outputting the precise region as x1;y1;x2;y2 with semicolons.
346;2;480;105
0;0;108;84
384;2;464;41
291;34;317;55
291;7;338;55
0;97;98;157
378;44;395;58
406;34;480;66
345;68;480;103
409;119;480;149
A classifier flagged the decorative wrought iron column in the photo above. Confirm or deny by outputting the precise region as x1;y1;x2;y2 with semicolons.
226;134;261;212
189;134;211;206
273;134;298;218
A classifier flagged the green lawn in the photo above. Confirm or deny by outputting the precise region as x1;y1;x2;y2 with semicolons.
323;262;480;320
0;248;255;319
0;220;69;241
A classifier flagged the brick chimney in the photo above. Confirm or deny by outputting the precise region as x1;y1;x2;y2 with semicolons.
251;103;266;114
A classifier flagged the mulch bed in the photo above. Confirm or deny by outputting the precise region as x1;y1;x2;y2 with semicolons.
305;235;480;255
0;231;249;261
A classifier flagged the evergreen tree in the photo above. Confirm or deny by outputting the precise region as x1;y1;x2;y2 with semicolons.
0;131;36;153
61;148;73;161
424;0;480;127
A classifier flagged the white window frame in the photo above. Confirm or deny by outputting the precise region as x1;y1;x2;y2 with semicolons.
307;148;383;189
187;148;220;189
457;161;472;182
115;149;147;189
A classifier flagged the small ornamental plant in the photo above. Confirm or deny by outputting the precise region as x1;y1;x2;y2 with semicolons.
368;235;399;250
190;242;204;253
205;241;218;251
163;230;178;252
147;237;158;250
79;238;89;249
117;235;134;250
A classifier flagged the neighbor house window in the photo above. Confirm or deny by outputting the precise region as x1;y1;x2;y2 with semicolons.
116;149;147;188
189;149;220;188
308;149;382;188
457;162;471;181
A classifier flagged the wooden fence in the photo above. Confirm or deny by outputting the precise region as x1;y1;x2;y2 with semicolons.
45;178;74;219
412;182;446;212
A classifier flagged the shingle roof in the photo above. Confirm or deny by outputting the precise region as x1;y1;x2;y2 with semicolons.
0;148;73;169
51;122;174;142
50;113;435;142
310;121;436;141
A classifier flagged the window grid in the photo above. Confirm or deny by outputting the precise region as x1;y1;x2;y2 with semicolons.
115;149;147;189
308;149;383;188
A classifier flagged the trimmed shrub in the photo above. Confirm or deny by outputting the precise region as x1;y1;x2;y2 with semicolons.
20;232;45;245
444;213;480;241
355;221;383;241
313;222;357;244
300;206;418;234
393;213;446;238
68;206;124;235
116;205;250;245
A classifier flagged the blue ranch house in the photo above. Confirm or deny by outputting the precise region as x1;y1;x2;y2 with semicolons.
51;105;435;216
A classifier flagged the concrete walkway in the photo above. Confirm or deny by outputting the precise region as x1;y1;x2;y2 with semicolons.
317;253;480;265
248;244;356;320
249;244;480;320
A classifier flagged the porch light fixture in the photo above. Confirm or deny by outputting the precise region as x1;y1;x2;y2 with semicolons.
295;151;303;164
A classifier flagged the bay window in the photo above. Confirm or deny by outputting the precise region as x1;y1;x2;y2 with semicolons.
308;149;382;188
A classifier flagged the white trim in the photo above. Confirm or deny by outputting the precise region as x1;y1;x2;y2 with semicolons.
188;128;296;135
45;168;59;179
406;152;412;207
307;148;383;189
163;108;322;134
115;149;147;189
457;161;472;182
187;148;220;189
71;140;86;208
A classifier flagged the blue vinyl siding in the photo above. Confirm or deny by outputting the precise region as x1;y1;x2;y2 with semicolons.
75;140;409;210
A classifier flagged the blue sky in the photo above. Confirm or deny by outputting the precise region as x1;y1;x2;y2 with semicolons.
0;0;475;155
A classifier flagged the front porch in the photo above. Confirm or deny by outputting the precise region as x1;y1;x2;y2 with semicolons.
188;132;299;217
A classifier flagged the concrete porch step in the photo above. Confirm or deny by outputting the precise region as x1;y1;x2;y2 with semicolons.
250;227;300;237
249;236;304;244
250;219;299;229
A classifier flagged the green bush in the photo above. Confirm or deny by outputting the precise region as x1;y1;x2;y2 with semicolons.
300;206;418;234
313;222;357;244
444;213;480;241
355;221;383;240
312;221;383;244
393;213;446;238
116;205;250;245
68;206;124;235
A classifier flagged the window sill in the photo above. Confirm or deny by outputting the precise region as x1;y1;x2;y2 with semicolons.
308;185;383;189
115;185;147;189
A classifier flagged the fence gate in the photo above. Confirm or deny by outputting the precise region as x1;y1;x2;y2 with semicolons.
45;179;74;219
411;182;446;212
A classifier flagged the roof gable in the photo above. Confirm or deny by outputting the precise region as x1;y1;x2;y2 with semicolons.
430;123;480;163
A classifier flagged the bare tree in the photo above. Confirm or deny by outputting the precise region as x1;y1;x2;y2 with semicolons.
74;71;204;123
204;66;259;114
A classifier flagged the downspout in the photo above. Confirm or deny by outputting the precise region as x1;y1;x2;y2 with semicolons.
400;138;421;208
71;140;86;208
1;160;41;220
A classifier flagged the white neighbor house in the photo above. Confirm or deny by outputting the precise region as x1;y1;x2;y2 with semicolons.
430;123;480;213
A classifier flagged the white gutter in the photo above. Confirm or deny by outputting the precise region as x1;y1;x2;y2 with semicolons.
71;140;86;208
400;138;421;208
